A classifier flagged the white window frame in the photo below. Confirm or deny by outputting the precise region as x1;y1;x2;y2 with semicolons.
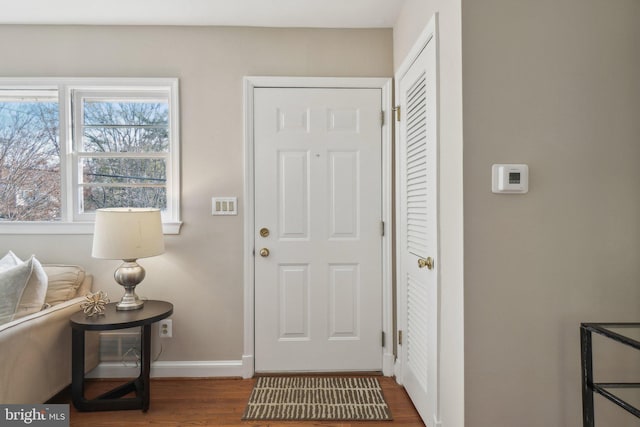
0;77;181;234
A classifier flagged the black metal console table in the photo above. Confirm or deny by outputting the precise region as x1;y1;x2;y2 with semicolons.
580;322;640;426
70;300;173;412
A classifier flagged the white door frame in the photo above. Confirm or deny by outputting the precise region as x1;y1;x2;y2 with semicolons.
242;76;394;378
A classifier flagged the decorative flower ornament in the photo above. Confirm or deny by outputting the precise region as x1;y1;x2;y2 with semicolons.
81;291;110;317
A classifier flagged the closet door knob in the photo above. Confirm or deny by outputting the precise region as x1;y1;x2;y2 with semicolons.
418;257;434;270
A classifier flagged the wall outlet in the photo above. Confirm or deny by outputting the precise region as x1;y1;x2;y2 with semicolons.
159;319;172;338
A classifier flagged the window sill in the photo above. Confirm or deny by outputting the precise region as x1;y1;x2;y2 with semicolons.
0;221;183;235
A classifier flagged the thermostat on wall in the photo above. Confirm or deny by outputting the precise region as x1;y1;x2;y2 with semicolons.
492;164;528;194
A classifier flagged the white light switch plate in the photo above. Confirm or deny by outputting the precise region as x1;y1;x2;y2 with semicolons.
212;197;238;215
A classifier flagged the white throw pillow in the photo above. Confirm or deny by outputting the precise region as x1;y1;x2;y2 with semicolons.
0;250;22;271
12;256;48;320
0;262;33;324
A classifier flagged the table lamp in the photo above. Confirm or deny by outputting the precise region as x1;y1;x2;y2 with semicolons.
92;208;165;311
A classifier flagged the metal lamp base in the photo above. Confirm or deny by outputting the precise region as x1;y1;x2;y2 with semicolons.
114;260;146;311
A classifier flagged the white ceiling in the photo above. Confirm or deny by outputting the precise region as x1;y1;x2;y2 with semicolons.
0;0;406;28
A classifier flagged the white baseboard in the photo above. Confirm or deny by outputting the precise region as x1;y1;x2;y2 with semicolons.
241;354;254;379
87;356;395;379
86;360;245;379
394;357;403;384
382;352;395;377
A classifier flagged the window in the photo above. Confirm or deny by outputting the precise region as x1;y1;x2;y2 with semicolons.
0;89;60;221
73;90;172;219
0;78;180;234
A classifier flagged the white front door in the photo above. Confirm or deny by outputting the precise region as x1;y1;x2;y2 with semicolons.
254;87;383;372
397;25;440;424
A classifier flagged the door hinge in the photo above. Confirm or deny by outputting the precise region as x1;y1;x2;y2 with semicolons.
381;331;386;347
393;105;401;122
381;221;385;236
381;111;385;126
398;330;403;346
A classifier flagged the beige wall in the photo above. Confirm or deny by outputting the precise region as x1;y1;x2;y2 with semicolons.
394;1;465;427
0;25;393;362
463;0;640;425
397;0;640;425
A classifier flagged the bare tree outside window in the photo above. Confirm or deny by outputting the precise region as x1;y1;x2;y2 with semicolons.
0;99;60;221
78;99;169;213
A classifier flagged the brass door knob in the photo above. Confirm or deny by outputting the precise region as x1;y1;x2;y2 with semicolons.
259;248;270;257
259;227;270;238
418;257;434;270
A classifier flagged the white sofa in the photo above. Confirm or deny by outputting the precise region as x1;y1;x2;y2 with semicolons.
0;265;99;404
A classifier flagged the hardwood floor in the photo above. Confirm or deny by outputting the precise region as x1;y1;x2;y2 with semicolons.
50;376;425;426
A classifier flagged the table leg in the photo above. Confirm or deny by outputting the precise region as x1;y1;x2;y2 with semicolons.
140;324;152;412
581;325;595;427
71;328;86;410
72;327;145;411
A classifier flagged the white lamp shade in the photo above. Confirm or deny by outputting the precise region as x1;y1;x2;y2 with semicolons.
92;208;165;260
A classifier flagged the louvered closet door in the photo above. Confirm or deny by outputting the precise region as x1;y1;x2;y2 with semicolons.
398;36;439;424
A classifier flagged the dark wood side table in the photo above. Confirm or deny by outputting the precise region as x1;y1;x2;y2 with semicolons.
70;300;173;412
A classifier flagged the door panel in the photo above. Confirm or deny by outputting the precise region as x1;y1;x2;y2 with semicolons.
328;263;359;339
278;264;309;339
278;151;309;239
254;88;382;372
328;152;359;238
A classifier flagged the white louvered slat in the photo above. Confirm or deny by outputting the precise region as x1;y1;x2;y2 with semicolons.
407;273;429;392
405;71;428;257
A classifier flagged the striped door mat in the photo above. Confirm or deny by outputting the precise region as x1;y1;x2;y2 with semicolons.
242;376;393;421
